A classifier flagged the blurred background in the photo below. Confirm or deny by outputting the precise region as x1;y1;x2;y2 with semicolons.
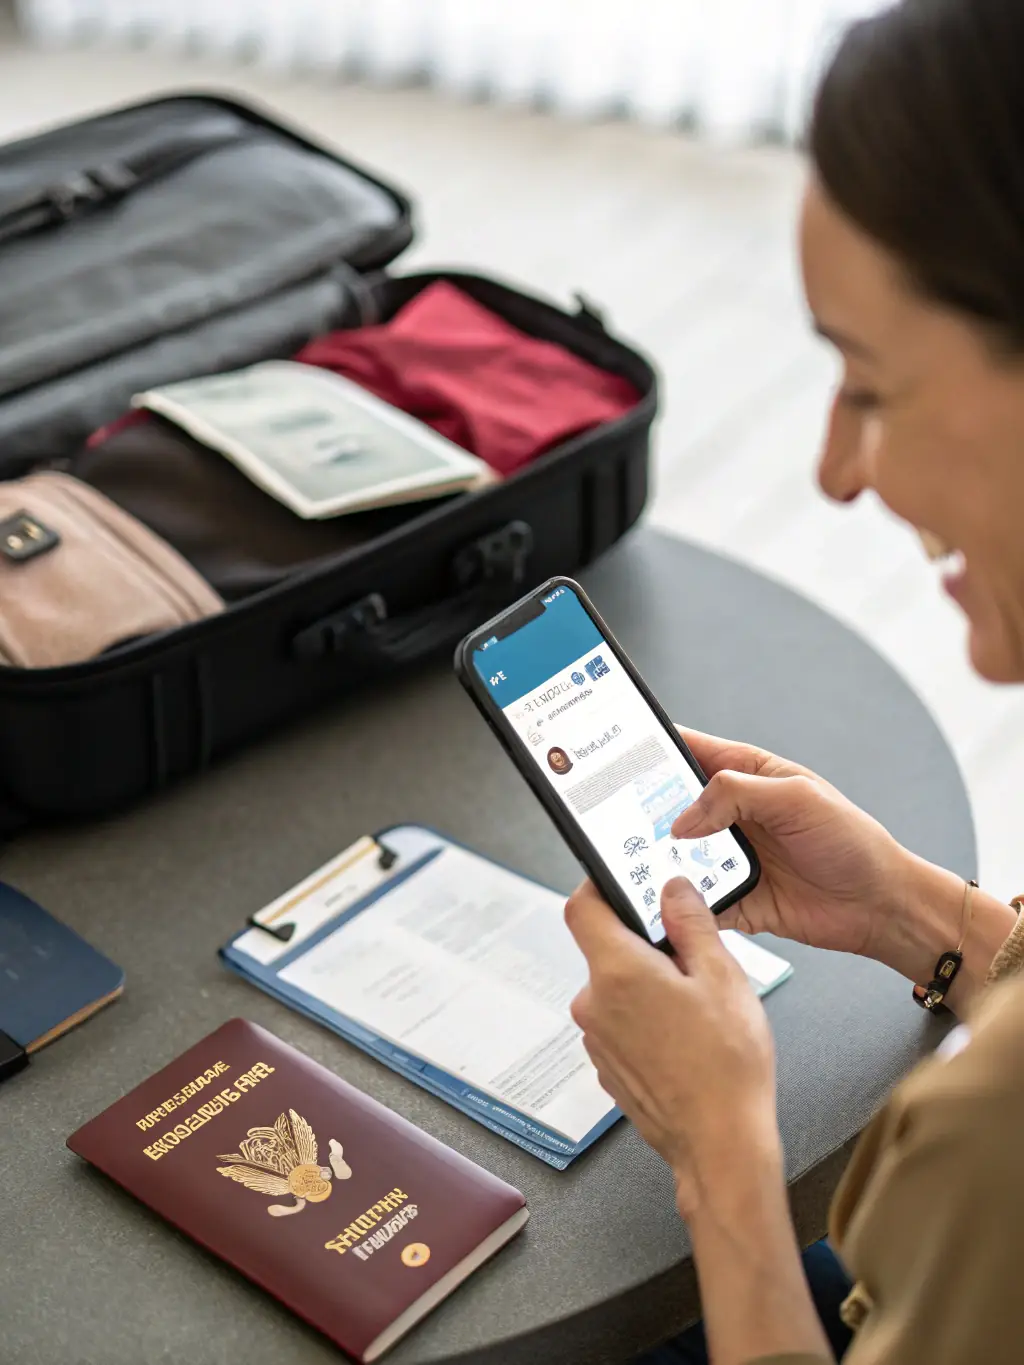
4;0;1021;897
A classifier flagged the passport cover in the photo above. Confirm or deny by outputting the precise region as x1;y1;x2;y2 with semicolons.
67;1019;529;1362
0;881;123;1052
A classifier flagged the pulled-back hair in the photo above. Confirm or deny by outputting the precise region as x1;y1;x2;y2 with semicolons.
810;0;1024;348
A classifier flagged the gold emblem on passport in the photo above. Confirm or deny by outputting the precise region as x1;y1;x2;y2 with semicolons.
216;1108;351;1217
401;1243;431;1268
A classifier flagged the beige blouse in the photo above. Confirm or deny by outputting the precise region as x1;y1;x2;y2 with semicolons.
752;917;1024;1365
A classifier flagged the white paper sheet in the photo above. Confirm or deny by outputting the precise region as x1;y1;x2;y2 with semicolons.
279;845;613;1143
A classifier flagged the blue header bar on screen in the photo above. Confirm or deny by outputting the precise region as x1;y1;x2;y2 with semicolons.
472;588;603;707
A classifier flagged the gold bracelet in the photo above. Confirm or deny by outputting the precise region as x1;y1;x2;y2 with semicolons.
913;879;977;1013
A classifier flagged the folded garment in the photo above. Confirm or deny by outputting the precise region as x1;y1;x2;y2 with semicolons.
0;472;223;667
294;282;641;475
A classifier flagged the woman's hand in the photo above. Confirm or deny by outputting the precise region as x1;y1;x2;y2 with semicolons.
566;875;780;1218
566;877;833;1364
673;728;990;1000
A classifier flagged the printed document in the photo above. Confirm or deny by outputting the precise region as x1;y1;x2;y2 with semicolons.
280;845;611;1143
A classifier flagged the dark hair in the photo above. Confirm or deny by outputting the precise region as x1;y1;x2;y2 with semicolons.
810;0;1024;348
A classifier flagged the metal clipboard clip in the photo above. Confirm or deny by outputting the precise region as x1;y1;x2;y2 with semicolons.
245;836;400;941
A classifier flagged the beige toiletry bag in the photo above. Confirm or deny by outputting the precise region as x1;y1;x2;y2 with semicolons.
0;472;224;668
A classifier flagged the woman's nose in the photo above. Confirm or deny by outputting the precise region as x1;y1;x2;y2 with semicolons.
817;397;876;504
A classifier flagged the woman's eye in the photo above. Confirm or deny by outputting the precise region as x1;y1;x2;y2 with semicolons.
838;389;881;412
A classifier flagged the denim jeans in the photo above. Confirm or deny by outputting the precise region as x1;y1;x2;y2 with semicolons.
637;1240;854;1364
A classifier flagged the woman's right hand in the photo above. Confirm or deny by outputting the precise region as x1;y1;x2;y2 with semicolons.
672;729;967;983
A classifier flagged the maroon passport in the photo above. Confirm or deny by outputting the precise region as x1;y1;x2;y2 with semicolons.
67;1019;528;1361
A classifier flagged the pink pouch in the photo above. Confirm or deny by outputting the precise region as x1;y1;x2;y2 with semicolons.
0;471;223;668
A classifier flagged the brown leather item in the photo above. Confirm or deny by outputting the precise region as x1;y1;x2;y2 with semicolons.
66;1018;528;1363
0;471;223;667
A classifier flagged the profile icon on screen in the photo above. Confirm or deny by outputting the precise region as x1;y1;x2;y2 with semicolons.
547;746;574;776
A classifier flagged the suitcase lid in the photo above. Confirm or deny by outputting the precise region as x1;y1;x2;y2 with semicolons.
0;93;415;415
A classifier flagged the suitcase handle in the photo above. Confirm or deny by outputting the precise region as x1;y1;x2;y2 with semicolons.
290;520;533;665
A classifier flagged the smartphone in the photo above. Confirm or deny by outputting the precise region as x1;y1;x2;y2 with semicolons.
454;576;760;947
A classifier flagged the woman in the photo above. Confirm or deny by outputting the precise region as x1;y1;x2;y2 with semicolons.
565;2;1024;1362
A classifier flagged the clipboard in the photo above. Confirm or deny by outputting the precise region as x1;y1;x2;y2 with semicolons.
221;826;620;1167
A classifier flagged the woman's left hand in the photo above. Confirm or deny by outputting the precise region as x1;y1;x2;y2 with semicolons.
566;876;781;1220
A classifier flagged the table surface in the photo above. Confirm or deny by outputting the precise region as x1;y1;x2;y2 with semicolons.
2;527;975;1365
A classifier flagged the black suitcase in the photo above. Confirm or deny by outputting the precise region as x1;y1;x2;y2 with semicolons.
0;93;657;831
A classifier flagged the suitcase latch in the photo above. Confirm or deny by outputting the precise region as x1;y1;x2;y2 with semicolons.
453;521;533;589
290;592;387;662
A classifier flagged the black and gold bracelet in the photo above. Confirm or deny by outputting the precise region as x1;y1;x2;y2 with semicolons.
913;879;978;1013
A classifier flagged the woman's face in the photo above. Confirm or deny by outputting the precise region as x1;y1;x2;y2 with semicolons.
800;178;1024;683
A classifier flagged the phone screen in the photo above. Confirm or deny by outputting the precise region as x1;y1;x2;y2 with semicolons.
471;584;754;944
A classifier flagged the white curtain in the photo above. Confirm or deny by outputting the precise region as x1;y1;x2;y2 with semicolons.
15;0;886;144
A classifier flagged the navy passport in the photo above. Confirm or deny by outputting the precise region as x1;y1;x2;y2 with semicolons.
0;882;123;1074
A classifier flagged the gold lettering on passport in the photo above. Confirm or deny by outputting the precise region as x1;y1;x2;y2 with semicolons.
216;1108;352;1217
136;1060;232;1130
324;1191;418;1258
140;1061;276;1161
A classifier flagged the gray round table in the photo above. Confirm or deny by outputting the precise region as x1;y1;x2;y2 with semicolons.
2;528;975;1365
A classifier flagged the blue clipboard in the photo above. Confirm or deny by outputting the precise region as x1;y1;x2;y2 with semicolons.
220;825;622;1168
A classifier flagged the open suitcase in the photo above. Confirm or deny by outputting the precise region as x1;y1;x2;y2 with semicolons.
0;94;658;832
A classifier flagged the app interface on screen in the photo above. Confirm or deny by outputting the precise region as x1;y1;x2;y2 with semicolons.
473;586;752;943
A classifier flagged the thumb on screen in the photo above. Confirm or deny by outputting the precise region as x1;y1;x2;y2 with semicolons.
660;876;721;968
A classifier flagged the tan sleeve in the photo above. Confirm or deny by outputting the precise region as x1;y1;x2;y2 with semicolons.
986;899;1024;983
835;981;1024;1365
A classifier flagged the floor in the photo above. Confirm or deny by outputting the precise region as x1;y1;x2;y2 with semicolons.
1;29;1020;898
